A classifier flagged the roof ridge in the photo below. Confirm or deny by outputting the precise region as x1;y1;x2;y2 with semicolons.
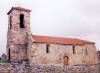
33;34;79;39
32;35;95;45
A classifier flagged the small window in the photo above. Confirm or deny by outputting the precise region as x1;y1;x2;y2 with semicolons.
85;48;88;55
20;14;25;28
46;44;50;53
72;46;75;54
10;16;12;29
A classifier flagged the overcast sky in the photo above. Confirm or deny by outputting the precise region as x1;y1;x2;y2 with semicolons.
0;0;100;55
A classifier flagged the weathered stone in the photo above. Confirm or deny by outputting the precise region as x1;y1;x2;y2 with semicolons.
0;64;99;73
7;7;31;62
28;43;97;66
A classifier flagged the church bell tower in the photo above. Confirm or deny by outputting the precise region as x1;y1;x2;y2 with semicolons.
7;7;31;62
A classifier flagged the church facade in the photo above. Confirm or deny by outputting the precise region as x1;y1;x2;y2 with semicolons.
7;7;97;66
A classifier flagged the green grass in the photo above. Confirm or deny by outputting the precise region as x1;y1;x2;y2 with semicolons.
0;60;9;63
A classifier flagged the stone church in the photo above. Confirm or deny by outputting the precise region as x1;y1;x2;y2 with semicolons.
7;7;97;66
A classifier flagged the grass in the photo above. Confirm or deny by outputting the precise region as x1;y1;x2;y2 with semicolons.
0;60;9;63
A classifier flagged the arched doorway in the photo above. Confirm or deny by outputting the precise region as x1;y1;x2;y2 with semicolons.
8;48;11;62
63;56;69;65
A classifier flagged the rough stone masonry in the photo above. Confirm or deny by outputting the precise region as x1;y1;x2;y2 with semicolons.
6;6;97;66
0;63;99;73
2;6;99;73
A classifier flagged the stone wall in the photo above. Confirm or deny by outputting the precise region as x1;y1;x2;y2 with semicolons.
28;42;97;65
97;51;100;63
0;63;99;73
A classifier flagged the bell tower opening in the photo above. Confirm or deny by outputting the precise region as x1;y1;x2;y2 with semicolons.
10;16;12;29
20;14;25;28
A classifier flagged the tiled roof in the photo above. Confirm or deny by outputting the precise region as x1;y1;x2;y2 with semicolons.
7;7;31;15
32;35;94;45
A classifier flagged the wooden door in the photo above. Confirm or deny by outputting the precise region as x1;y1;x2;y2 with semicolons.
63;56;69;65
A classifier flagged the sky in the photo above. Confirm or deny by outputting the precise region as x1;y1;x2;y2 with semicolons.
0;0;100;55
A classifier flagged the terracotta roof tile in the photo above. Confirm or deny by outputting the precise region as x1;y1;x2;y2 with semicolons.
32;35;95;45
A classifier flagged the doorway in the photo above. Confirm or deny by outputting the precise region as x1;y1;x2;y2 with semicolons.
63;56;69;65
8;48;11;62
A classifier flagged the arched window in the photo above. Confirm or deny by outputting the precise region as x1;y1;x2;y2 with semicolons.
46;44;50;53
85;48;88;55
10;16;12;29
72;46;75;54
20;14;25;28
